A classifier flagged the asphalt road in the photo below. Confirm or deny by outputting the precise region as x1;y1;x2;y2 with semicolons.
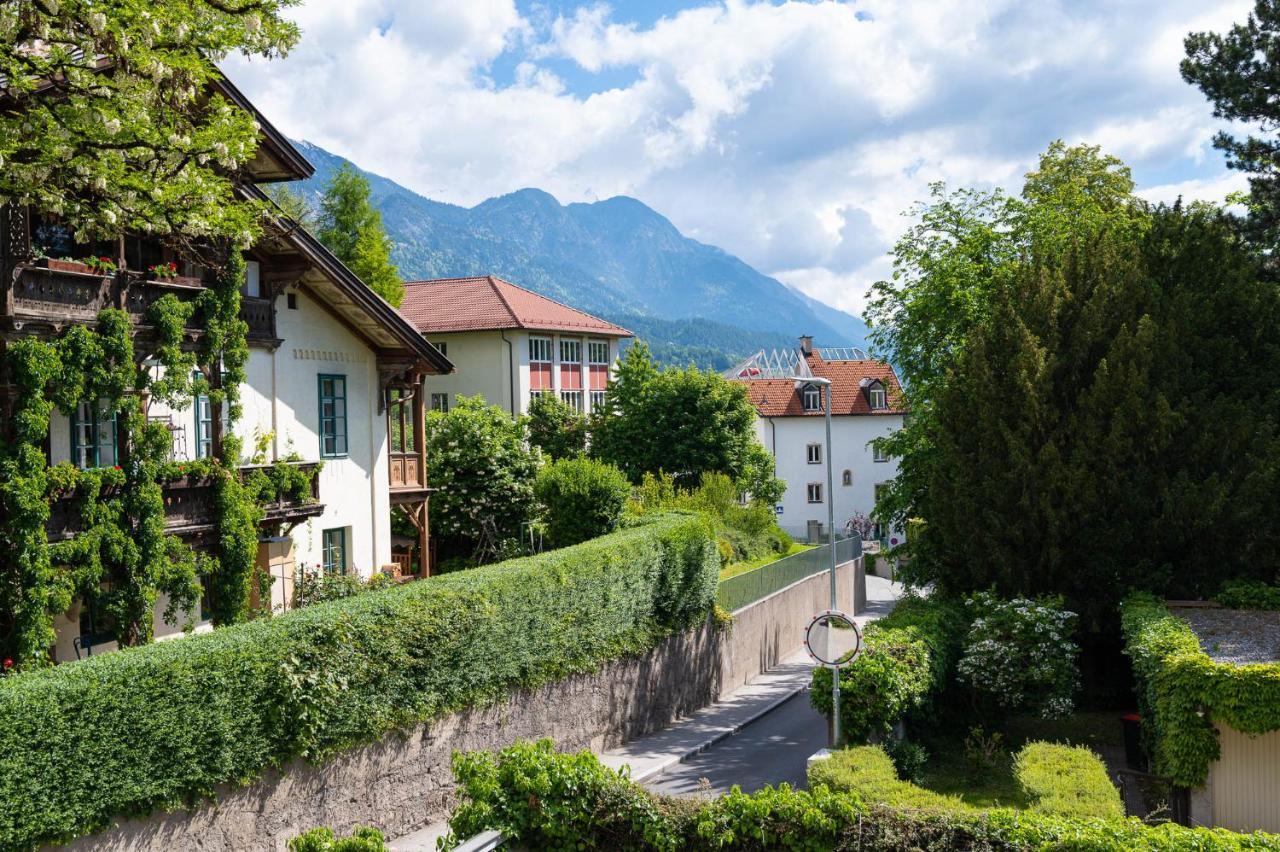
644;690;829;797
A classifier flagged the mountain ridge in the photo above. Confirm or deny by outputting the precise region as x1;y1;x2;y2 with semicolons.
288;140;870;369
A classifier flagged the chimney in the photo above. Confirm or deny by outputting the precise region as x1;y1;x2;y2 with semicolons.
799;335;813;355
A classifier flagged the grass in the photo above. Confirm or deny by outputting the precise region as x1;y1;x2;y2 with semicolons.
719;542;814;580
915;711;1123;810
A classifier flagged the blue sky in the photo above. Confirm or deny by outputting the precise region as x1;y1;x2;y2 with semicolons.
228;1;1252;318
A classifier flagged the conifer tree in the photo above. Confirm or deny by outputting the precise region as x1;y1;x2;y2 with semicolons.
316;164;405;306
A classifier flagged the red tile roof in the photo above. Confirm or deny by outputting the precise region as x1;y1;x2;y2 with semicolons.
737;352;906;417
399;275;632;337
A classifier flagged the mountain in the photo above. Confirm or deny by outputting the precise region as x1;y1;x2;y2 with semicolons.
287;141;870;368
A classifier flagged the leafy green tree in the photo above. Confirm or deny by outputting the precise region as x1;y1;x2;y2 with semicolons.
534;458;630;548
591;342;772;493
525;393;587;460
266;183;315;229
917;200;1280;627
867;142;1144;538
426;395;538;563
0;0;299;253
316;164;404;306
1183;2;1280;246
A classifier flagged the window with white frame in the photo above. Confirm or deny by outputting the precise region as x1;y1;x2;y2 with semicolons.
806;443;822;464
869;385;887;410
587;340;609;364
802;385;822;412
807;482;823;504
873;443;889;463
430;392;450;413
529;336;553;364
589;389;607;411
560;390;584;412
560;338;582;364
431;341;448;357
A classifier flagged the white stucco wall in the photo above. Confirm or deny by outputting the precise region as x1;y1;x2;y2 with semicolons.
758;413;904;542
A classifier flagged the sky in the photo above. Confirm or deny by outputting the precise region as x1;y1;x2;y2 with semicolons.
227;0;1254;319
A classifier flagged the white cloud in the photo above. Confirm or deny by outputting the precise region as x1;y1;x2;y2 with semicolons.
227;0;1257;322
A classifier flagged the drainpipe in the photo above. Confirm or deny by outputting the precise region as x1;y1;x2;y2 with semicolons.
500;331;516;417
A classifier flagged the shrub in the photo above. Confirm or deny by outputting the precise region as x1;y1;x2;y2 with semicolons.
0;515;718;851
1013;742;1123;820
535;457;630;548
885;738;930;785
289;826;387;852
525;392;588;460
1122;594;1280;787
956;592;1079;720
629;472;791;565
807;746;967;812
811;595;965;742
1215;579;1280;610
447;740;1280;851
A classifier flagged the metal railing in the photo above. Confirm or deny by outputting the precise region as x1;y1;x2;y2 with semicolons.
716;535;861;613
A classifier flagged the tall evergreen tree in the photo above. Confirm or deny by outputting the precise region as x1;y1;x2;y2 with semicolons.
316;164;405;306
1183;1;1280;249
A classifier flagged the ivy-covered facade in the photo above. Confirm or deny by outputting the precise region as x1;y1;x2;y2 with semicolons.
0;75;452;669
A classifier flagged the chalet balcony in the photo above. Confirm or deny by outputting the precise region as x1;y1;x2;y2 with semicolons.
4;262;275;341
45;461;323;542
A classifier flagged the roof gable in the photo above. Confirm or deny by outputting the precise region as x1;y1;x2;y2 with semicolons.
735;351;906;417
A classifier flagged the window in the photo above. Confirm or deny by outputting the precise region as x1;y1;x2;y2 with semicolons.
529;336;553;364
388;388;416;453
807;483;824;504
589;389;607;411
318;374;348;458
529;336;553;397
287;292;298;310
430;392;450;413
560;390;584;412
873;443;889;463
875;482;891;504
322;528;347;575
806;443;822;464
588;340;609;409
802;385;822;412
587;340;609;365
842;469;852;486
431;341;447;357
869;385;887;410
241;260;261;298
194;381;214;459
71;400;117;469
560;338;582;364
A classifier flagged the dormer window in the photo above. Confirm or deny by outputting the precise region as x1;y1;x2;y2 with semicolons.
802;385;822;412
865;379;887;411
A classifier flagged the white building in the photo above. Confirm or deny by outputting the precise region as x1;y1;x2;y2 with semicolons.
34;80;453;661
728;337;906;544
398;276;632;417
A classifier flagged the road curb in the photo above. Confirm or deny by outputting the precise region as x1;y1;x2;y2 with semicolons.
631;679;812;783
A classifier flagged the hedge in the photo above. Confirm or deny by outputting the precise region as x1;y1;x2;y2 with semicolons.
0;514;718;851
810;595;965;741
446;740;1280;851
807;743;1122;821
1121;594;1280;787
1012;742;1123;820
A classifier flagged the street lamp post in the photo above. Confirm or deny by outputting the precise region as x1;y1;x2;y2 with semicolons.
795;375;840;748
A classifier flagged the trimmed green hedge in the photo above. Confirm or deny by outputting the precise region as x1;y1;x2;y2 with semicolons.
1013;742;1123;820
1121;594;1280;787
807;746;968;812
447;740;1280;851
810;595;965;741
0;514;718;851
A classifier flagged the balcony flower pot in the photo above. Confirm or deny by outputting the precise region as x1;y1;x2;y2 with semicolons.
33;258;96;275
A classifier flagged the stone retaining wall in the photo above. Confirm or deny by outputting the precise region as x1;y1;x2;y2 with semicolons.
55;558;862;851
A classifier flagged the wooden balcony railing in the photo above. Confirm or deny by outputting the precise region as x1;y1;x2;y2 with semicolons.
5;263;275;340
46;461;323;541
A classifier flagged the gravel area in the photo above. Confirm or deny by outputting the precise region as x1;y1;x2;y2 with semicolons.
1177;607;1280;665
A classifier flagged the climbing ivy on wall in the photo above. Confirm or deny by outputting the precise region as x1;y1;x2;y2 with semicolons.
0;248;266;669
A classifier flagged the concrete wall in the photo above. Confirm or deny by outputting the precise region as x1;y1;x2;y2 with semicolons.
757;414;904;545
53;558;862;851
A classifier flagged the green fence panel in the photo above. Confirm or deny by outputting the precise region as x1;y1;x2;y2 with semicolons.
716;535;861;612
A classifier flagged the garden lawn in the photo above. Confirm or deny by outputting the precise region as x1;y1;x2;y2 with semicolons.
719;542;813;580
917;711;1124;810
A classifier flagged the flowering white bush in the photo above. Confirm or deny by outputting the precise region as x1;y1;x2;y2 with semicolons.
956;592;1079;719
